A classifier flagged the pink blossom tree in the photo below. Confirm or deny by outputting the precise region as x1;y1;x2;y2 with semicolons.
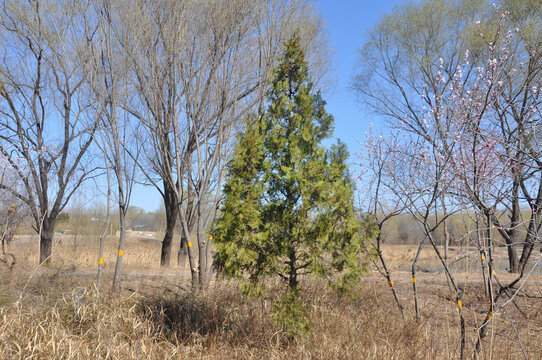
356;3;542;358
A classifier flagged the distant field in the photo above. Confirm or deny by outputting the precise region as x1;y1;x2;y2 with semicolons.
382;243;542;274
9;232;187;274
0;237;541;359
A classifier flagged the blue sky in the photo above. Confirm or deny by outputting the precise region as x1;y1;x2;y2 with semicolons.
129;0;403;212
315;0;400;154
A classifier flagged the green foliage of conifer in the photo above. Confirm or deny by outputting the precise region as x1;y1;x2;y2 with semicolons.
213;37;376;335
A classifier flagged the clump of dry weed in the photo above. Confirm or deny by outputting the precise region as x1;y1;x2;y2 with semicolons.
0;286;177;359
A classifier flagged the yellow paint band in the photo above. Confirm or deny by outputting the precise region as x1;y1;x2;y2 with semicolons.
486;311;493;321
412;277;416;283
457;300;462;310
388;281;394;287
118;250;124;256
492;270;496;276
187;242;192;248
98;258;104;265
481;256;484;261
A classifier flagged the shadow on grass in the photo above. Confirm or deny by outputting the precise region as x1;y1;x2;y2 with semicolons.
139;293;225;342
137;286;277;347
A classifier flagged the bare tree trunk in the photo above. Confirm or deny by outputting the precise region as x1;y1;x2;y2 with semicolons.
160;182;178;266
475;216;489;295
441;197;450;261
178;198;198;290
198;238;208;289
97;156;112;291
507;179;521;272
374;232;404;317
412;236;427;320
177;181;195;267
518;218;538;274
179;212;198;289
112;198;126;292
39;217;55;265
205;234;213;283
197;218;213;289
97;232;106;290
177;235;188;268
196;199;207;288
473;213;496;359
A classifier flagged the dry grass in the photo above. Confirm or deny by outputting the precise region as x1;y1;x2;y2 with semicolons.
0;237;541;359
10;232;172;272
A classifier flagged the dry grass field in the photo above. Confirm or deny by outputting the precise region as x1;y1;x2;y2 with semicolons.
0;234;541;359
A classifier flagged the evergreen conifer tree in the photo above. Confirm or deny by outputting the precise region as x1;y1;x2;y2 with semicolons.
213;37;375;336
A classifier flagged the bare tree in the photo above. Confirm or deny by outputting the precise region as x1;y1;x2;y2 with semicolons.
358;130;407;317
95;151;111;290
84;0;142;291
0;0;99;265
112;0;330;291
